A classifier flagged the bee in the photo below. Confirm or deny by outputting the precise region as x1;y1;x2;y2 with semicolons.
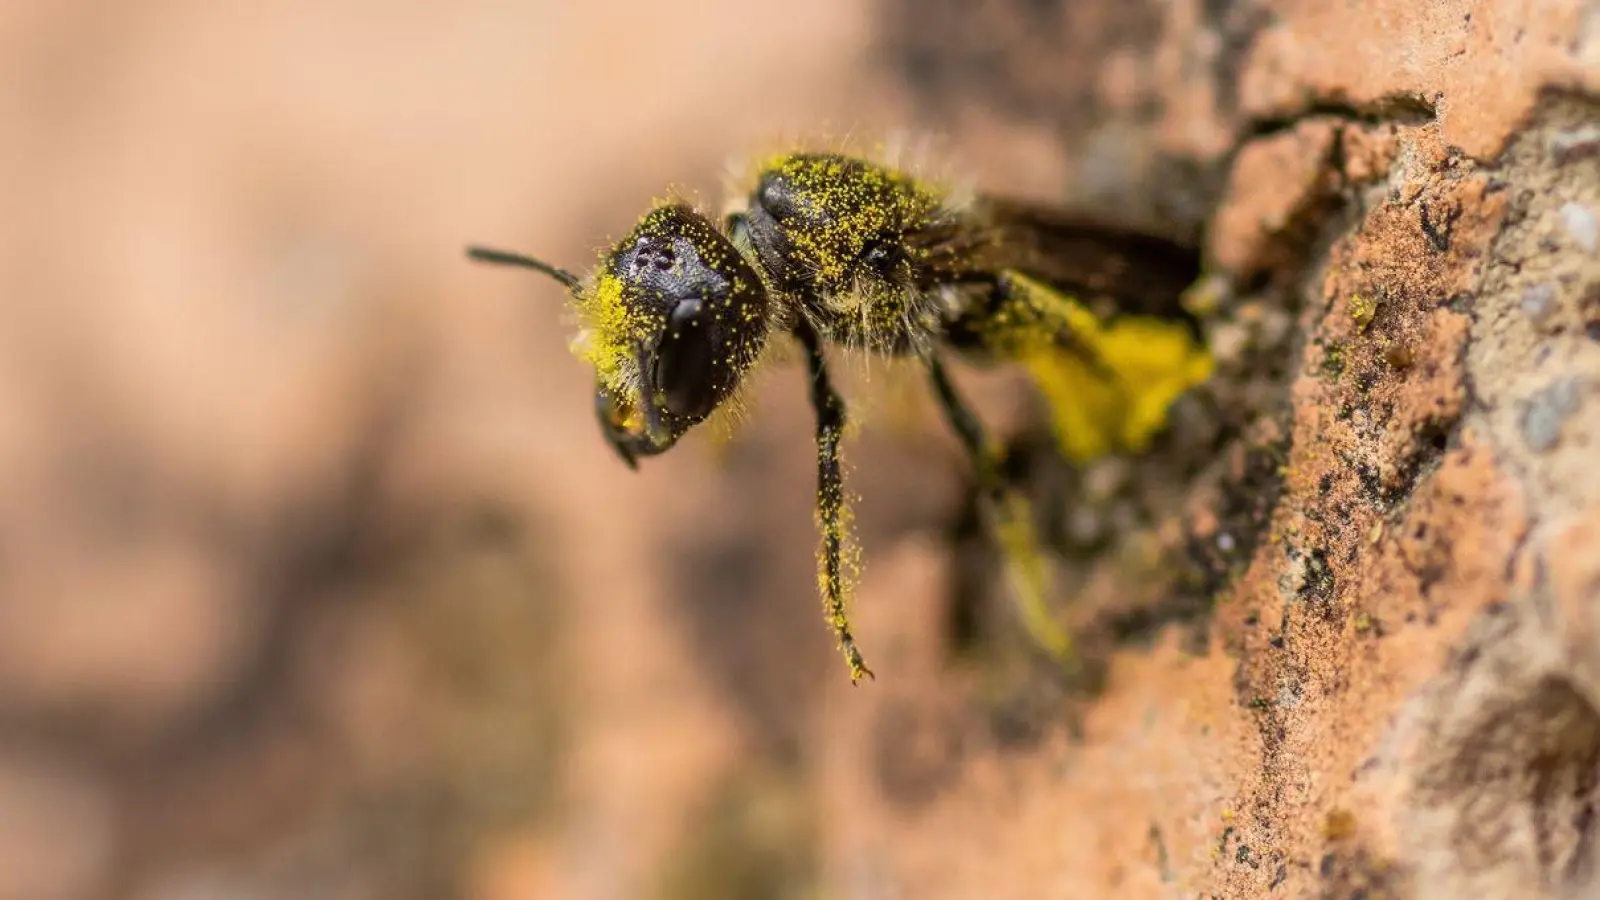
468;151;1212;683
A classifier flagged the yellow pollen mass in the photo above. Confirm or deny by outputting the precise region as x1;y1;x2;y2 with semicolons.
574;271;652;394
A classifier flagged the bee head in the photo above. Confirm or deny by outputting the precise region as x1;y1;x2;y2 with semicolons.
468;204;769;466
741;153;946;304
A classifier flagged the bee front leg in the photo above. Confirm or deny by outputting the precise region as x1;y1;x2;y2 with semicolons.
593;384;680;469
924;353;1074;667
794;321;873;684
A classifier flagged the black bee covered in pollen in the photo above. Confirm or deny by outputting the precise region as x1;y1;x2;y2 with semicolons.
468;150;1212;683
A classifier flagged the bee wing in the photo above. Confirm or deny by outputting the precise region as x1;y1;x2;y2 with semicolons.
962;195;1202;321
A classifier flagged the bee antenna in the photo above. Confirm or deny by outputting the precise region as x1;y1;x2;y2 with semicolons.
466;245;581;290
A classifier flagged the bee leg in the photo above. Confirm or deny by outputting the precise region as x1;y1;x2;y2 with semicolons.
991;271;1116;383
924;353;1074;666
594;389;640;470
795;321;873;684
594;388;680;468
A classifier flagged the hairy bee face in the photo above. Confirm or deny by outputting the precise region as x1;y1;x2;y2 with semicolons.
741;153;948;309
574;204;770;461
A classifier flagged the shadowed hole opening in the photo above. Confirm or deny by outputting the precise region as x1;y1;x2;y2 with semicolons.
1418;675;1600;891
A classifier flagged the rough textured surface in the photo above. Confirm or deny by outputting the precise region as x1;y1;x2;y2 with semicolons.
847;1;1600;896
0;1;1597;898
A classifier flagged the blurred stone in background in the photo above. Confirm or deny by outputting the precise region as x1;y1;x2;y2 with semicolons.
0;3;879;898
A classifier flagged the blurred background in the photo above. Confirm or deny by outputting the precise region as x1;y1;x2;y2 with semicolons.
0;2;1222;898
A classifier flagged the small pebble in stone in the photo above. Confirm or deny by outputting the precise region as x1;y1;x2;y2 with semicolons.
1082;458;1131;503
1067;506;1106;546
1521;379;1583;452
1520;282;1559;327
1559;202;1598;254
1550;126;1600;164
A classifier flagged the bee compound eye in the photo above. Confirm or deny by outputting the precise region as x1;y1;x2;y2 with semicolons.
756;173;798;219
654;299;718;420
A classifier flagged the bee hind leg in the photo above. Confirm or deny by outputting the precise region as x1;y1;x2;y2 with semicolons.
925;353;1075;668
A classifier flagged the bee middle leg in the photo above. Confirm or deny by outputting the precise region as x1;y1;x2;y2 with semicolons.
924;353;1074;665
795;321;873;683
